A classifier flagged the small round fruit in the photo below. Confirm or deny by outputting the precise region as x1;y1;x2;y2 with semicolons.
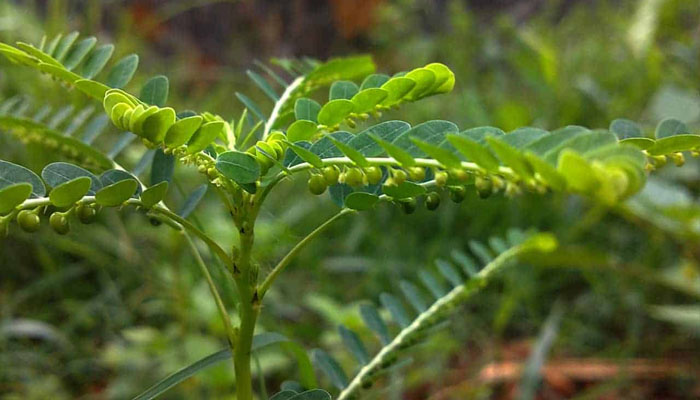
399;198;417;214
308;174;327;195
77;204;98;224
434;171;448;187
392;169;407;185
365;166;382;185
345;168;364;187
449;186;466;203
49;212;70;235
425;192;441;211
474;176;493;199
17;210;40;233
407;166;425;181
322;166;340;185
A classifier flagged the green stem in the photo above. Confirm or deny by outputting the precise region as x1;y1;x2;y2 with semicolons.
259;208;355;297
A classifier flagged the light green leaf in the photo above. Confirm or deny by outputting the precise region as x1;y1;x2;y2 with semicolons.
317;99;354;126
284;141;324;168
647;134;700;156
447;134;500;171
304;55;375;88
424;62;455;94
486;137;533;178
15;42;62;67
410;137;461;168
380;77;416;105
95;179;138;206
525;152;566;191
37;62;81;83
74;79;110;100
287;120;318;142
382;181;426;199
140;181;169;208
106;54;139;88
620;137;655;150
403;68;436;100
0;183;33;214
49;177;91;208
164;116;204;147
369;134;416;167
328;138;369;167
351;88;388;113
188;121;224;153
0;160;46;197
216;151;261;184
141;107;176;143
101;170;142;196
344;192;379;210
557;150;598;192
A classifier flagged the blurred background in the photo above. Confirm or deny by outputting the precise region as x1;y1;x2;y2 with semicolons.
1;0;699;399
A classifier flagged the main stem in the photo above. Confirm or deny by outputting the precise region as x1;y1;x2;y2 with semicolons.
232;204;260;400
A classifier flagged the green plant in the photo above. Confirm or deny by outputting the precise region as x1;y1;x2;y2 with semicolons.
0;32;699;400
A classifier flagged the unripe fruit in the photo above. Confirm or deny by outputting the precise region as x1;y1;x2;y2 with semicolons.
308;174;327;195
207;167;219;180
77;204;98;224
474;176;493;199
322;166;340;185
392;169;407;185
17;210;40;233
434;171;448;187
449;186;466;203
345;168;364;187
399;198;417;214
49;212;70;235
365;166;382;185
450;169;469;182
425;192;441;211
407;166;425;181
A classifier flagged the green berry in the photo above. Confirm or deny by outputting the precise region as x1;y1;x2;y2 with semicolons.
399;198;417;214
308;174;327;195
449;186;466;203
17;210;40;233
393;169;407;185
365;166;383;185
77;204;98;224
322;166;340;185
434;171;448;187
345;168;364;187
49;212;70;235
474;176;493;199
425;192;441;211
407;166;425;181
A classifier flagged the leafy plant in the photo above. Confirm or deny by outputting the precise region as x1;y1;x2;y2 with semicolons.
1;31;698;400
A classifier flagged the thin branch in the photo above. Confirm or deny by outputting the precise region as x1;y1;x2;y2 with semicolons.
262;76;304;140
258;208;355;297
184;232;238;350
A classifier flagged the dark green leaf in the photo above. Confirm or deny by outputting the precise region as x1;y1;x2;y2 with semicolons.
0;160;46;197
236;92;266;121
294;98;321;123
140;75;169;107
41;162;101;195
80;44;114;79
95;179;138;206
399;281;429;312
63;36;97;70
106;54;139;88
435;259;463;287
329;81;359;100
447;134;499;171
216;151;261;184
419;270;448;298
393;120;458;157
380;293;411;328
349;120;410;157
360;304;391;345
360;73;390;90
289;390;332;400
609;118;642;139
382;181;426;199
655;118;687;139
178;184;207;218
469;240;494;265
311;349;348;390
151;149;175;185
338;325;370;364
284;141;324;168
247;70;279;101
